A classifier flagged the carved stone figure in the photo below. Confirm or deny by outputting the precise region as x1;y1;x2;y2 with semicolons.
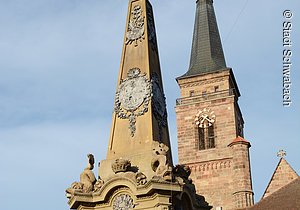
66;154;104;197
79;154;97;192
151;142;173;181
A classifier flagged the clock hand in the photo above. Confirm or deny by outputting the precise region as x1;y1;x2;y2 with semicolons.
207;118;214;123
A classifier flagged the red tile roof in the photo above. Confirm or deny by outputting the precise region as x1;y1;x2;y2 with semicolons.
228;136;251;147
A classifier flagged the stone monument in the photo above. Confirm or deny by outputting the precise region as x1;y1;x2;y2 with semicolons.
66;1;211;209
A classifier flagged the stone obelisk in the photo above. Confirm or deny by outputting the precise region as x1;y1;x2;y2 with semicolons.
99;0;172;181
66;1;211;209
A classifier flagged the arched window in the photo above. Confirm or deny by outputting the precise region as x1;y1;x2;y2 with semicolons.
198;127;205;150
195;108;216;150
207;125;215;149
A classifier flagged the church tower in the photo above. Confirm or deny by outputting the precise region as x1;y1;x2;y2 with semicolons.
66;1;211;210
176;0;254;209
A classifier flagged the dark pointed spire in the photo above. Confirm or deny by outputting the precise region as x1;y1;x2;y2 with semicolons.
181;0;226;78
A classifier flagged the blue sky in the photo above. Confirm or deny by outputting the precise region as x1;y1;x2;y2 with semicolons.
0;0;299;209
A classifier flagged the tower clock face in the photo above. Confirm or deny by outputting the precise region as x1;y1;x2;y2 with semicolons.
119;76;149;111
195;108;216;128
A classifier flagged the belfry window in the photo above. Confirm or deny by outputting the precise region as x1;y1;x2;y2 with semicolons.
195;108;216;150
207;125;215;148
198;127;205;150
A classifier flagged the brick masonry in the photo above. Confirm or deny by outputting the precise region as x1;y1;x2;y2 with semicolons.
176;69;254;210
262;158;299;199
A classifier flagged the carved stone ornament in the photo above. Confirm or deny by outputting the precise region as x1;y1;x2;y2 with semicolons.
152;74;167;138
151;142;173;181
112;158;132;174
277;149;287;158
115;68;152;137
146;2;157;51
195;108;216;128
135;172;147;186
126;5;145;47
179;78;226;88
66;154;104;198
93;179;105;193
113;194;135;210
173;165;192;185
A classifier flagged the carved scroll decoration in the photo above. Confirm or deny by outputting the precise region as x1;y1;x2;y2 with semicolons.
146;2;157;51
135;172;147;186
152;74;167;139
126;5;145;47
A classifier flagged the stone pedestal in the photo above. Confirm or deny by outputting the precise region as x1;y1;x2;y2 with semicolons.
67;160;211;210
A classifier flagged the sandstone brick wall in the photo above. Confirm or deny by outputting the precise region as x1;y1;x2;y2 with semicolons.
263;158;299;199
230;142;254;208
176;70;253;210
